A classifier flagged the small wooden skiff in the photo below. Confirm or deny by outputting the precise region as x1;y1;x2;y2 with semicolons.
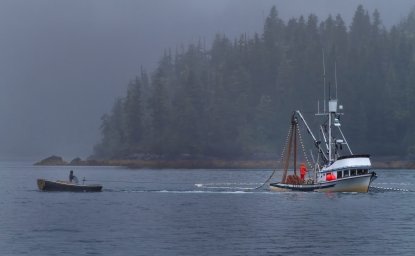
37;179;102;192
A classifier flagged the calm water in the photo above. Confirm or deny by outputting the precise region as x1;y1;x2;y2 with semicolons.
0;161;414;256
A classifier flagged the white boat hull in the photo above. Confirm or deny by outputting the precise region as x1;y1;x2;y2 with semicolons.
316;173;375;192
269;173;376;193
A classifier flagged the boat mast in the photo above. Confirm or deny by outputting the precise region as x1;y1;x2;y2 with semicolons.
281;115;296;183
335;62;338;99
328;103;332;162
322;49;327;113
293;124;297;176
328;98;341;162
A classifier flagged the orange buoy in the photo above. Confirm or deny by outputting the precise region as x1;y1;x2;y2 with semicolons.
326;172;336;181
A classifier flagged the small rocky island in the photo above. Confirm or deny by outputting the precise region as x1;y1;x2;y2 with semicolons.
35;155;101;166
35;155;68;165
34;155;279;168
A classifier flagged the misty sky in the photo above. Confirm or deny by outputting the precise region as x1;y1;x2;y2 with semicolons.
0;0;413;160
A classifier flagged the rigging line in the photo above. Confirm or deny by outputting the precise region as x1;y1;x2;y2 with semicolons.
369;186;412;192
250;124;292;190
296;123;313;169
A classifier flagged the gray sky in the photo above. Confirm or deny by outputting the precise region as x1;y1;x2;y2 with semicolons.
0;0;413;160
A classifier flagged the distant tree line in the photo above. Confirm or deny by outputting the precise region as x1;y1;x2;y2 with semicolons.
93;5;415;160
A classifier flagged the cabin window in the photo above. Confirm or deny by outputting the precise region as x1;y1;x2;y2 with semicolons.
351;169;357;176
337;171;343;178
357;169;363;175
343;170;349;177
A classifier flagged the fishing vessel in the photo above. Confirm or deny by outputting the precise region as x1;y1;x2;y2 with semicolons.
269;66;377;192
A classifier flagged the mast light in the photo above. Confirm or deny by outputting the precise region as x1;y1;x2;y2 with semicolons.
334;118;341;127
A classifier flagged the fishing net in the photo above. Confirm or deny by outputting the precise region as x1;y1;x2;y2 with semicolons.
285;174;303;185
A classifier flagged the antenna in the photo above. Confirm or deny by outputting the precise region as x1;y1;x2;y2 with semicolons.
335;61;338;99
317;100;320;114
328;81;331;100
322;49;326;112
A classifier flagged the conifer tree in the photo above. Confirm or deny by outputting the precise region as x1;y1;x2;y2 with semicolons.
94;5;415;160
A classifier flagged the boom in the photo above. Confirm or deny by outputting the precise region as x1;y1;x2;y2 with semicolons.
294;111;328;162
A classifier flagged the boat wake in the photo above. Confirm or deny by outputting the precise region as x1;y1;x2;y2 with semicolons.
104;188;274;194
194;182;262;190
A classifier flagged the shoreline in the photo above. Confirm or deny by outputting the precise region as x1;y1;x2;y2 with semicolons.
34;156;415;169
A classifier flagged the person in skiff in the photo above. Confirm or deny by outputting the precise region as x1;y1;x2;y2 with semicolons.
300;163;307;181
69;170;79;184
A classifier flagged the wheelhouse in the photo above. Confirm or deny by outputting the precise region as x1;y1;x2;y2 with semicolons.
336;169;369;179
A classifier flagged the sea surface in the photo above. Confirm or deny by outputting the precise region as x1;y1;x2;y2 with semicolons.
0;160;414;256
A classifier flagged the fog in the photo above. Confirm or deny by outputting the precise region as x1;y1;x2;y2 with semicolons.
0;0;412;160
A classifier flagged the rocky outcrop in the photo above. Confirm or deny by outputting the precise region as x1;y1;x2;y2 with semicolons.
69;157;83;165
35;155;68;166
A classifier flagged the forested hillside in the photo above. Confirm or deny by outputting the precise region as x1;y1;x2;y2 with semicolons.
93;5;415;160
